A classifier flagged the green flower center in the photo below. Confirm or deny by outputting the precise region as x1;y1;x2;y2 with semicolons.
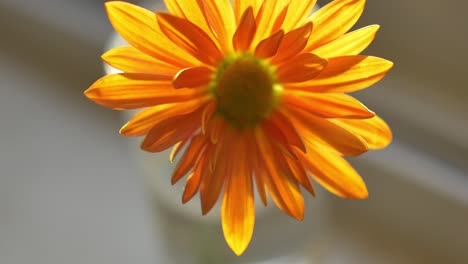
212;54;282;127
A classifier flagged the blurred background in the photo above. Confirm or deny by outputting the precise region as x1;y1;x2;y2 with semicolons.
1;0;467;263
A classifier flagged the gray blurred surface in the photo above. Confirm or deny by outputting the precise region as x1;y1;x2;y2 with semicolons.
0;0;467;264
0;41;162;264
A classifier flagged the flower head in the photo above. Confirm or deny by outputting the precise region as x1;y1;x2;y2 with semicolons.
85;0;393;255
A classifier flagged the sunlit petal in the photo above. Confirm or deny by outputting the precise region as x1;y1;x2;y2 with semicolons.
272;23;313;64
102;46;179;76
141;110;202;152
233;7;257;52
287;56;393;93
173;66;214;89
105;2;196;67
283;90;375;119
313;25;380;58
287;106;369;156
281;0;317;32
276;53;327;83
85;73;207;109
156;13;223;65
254;30;284;59
305;0;366;52
334;115;392;149
222;136;255;256
297;147;368;199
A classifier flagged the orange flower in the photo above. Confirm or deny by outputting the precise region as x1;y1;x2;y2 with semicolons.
85;0;393;255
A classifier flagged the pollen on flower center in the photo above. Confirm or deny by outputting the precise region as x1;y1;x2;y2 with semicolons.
214;55;280;127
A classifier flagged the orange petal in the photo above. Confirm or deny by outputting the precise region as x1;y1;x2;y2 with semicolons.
287;56;393;93
270;3;289;34
232;7;257;52
141;109;202;152
261;119;298;159
287;106;369;156
269;110;306;153
333;115;392;149
200;132;230;215
255;127;304;220
163;0;217;41
272;22;312;64
233;0;263;23
253;166;269;206
313;25;380;58
198;0;236;53
182;150;209;203
297;147;368;199
170;138;190;163
156;13;223;66
208;115;224;144
120;98;208;136
85;73;205;110
102;46;179;76
281;0;317;32
171;134;207;184
276;53;327;83
173;67;213;89
254;30;284;59
305;0;366;52
245;131;268;206
201;101;217;135
285;157;315;196
283;91;375;119
105;2;196;67
221;135;255;256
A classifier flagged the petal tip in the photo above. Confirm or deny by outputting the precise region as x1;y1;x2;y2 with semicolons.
230;244;248;256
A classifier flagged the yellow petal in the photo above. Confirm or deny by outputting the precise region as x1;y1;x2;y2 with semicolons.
141;110;202;152
173;67;213;89
313;25;380;58
156;13;223;66
287;56;393;93
287;106;369;156
85;73;204;110
254;30;284;59
105;2;196;67
233;0;263;23
297;147;368;199
281;0;317;32
254;0;290;45
305;0;366;52
333;115;392;149
198;0;236;53
232;7;257;52
272;22;312;64
283;90;375;119
276;53;327;83
222;135;255;256
102;46;179;76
